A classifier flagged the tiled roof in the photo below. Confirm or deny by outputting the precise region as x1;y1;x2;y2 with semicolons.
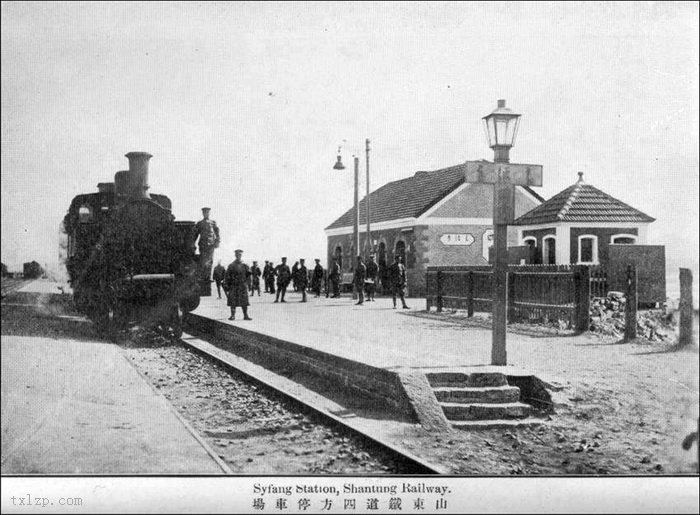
326;162;545;230
513;172;655;225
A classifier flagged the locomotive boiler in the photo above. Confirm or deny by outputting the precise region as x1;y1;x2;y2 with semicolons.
62;151;202;336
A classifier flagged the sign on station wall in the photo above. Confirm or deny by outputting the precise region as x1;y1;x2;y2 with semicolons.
440;233;475;246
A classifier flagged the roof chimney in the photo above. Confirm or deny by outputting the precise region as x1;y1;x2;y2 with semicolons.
577;171;584;183
124;151;153;199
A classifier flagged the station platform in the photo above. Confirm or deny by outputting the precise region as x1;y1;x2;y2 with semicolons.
187;291;567;427
1;335;227;474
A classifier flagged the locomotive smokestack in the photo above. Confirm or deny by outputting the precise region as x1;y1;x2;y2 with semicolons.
125;151;153;199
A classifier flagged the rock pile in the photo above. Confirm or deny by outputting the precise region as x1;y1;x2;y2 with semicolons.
589;292;675;342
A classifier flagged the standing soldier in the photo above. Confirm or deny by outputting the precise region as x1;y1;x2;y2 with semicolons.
250;261;262;296
311;259;324;298
353;255;367;305
327;258;341;298
364;254;379;302
262;260;271;293
212;260;226;299
265;260;276;295
388;255;410;309
296;258;309;302
274;257;292;303
224;249;252;320
192;207;220;295
291;261;300;292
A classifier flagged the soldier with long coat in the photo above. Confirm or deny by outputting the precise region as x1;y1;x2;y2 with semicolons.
388;255;409;309
296;258;309;302
327;259;341;298
311;259;324;298
224;249;252;320
274;257;292;303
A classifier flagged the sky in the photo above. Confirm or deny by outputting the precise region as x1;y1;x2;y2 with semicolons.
1;1;698;296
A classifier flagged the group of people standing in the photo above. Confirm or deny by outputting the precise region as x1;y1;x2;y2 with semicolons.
194;207;410;321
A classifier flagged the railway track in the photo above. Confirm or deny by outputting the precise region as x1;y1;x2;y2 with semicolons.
175;334;443;474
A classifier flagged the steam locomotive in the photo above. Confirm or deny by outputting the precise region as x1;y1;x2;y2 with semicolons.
62;151;205;337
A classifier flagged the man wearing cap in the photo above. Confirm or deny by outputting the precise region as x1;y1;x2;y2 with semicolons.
192;207;220;295
250;260;262;296
212;260;226;299
353;255;367;305
224;249;252;320
295;258;309;302
311;259;324;298
274;257;292;303
388;255;409;309
364;254;379;302
264;260;275;295
327;258;341;298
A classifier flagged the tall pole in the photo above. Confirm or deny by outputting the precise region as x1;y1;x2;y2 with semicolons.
365;138;371;257
491;147;512;366
353;156;360;299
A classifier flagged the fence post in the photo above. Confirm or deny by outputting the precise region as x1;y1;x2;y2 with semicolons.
467;271;474;317
507;269;515;323
678;268;693;347
577;266;591;332
436;270;443;313
624;264;638;341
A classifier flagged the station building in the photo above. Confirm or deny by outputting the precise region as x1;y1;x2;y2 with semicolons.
324;162;543;296
513;172;656;266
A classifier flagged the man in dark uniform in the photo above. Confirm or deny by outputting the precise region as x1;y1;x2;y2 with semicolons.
262;260;270;293
311;259;324;298
364;253;379;302
264;260;275;294
274;257;291;303
353;255;367;305
388;255;409;309
224;249;252;320
250;261;262;296
296;258;309;302
192;207;220;295
291;261;300;292
327;258;341;298
212;260;226;299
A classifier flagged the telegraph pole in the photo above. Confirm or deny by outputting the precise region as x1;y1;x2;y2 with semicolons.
365;138;371;257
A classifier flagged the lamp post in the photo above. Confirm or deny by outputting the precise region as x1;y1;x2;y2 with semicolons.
482;99;522;366
333;146;360;299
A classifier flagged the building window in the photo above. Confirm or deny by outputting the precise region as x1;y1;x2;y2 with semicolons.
543;236;556;264
610;234;637;244
578;235;598;264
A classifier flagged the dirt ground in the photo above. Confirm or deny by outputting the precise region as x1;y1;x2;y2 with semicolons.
400;310;699;475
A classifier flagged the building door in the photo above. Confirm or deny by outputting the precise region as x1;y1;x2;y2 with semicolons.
543;237;556;264
334;246;342;271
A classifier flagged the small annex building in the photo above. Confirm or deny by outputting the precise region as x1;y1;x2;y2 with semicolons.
324;162;543;296
513;172;655;266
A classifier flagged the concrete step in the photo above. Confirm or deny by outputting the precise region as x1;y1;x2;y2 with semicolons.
426;371;507;388
452;418;546;431
439;401;531;421
433;385;521;404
